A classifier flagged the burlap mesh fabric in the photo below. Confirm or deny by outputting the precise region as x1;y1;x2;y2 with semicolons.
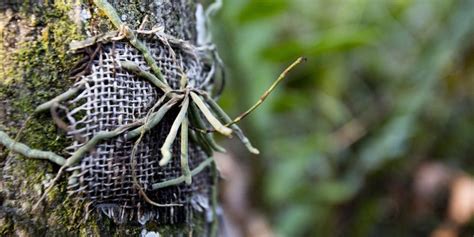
64;34;213;224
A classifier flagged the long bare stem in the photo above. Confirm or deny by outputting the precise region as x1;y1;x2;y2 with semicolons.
227;57;305;126
226;57;306;126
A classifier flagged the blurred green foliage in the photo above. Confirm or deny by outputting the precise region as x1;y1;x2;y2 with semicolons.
212;0;474;236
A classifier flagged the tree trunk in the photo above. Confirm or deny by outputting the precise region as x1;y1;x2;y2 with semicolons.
0;1;211;236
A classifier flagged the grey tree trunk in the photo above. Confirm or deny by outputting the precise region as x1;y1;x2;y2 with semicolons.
0;1;211;236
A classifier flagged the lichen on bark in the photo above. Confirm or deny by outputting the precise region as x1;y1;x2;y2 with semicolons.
0;1;211;236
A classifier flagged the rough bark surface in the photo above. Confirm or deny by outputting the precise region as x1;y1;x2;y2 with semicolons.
0;1;210;236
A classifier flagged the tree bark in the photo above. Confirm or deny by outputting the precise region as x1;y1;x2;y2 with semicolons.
0;1;209;236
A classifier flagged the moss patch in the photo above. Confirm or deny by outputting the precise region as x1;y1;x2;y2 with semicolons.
0;1;87;236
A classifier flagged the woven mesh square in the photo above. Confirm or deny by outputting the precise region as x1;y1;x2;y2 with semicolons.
64;35;213;224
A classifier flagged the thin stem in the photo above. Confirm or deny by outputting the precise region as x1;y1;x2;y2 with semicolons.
180;116;192;184
130;112;181;207
152;157;214;190
33;166;66;210
190;92;232;137
159;97;189;166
